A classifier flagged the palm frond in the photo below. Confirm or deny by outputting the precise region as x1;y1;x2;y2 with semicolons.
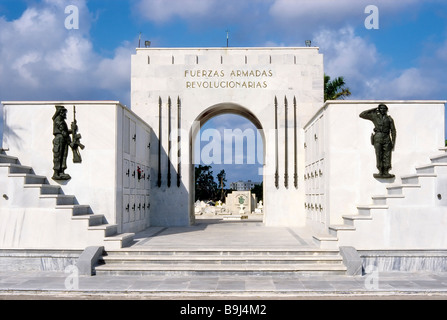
324;74;352;101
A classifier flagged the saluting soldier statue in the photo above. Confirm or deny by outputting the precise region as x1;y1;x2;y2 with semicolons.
360;104;397;179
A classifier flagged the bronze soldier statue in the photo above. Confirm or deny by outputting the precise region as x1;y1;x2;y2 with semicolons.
360;104;397;179
52;106;72;181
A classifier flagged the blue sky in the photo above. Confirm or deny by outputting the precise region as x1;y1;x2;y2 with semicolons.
0;0;446;183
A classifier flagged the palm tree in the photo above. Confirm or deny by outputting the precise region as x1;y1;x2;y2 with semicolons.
324;74;352;101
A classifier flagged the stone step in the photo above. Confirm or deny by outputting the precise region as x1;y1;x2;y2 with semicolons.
430;153;447;163
39;194;76;206
97;247;347;275
0;154;18;164
95;263;347;276
356;204;388;216
8;173;47;184
88;224;118;237
24;184;62;195
312;235;339;250
387;184;420;195
401;173;437;185
328;224;356;237
104;248;341;256
387;183;437;205
416;163;447;174
103;233;136;250
72;214;105;226
371;194;405;205
0;163;33;174
55;204;91;215
342;215;372;226
100;254;344;265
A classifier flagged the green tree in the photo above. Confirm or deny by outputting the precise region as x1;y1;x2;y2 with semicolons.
251;182;263;202
324;74;352;101
194;165;217;201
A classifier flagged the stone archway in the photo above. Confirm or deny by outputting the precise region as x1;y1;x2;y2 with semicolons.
189;103;266;222
131;47;324;228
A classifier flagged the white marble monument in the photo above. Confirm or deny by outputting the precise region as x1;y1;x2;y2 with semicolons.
131;47;324;227
1;46;446;253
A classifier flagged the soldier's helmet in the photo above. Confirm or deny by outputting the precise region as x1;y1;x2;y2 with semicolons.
53;105;68;120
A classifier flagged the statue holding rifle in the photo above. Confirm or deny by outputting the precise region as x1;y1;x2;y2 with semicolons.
52;105;84;181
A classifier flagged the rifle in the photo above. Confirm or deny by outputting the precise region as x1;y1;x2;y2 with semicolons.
70;105;85;163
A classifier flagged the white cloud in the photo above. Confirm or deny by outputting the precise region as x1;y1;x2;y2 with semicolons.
269;0;420;25
135;0;421;26
385;68;438;98
94;45;133;100
265;0;427;46
372;58;447;101
313;26;383;98
12;51;42;87
270;0;360;23
0;1;131;105
45;36;93;72
313;26;447;100
135;0;216;23
315;27;380;77
134;0;273;27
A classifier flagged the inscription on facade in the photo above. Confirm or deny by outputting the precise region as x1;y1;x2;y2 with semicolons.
184;69;273;89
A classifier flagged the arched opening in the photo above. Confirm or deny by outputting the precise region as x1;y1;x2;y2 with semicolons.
190;103;266;223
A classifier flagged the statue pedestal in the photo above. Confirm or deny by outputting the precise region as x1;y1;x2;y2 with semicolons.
373;173;395;179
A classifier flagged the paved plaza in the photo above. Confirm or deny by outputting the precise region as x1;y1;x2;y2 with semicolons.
130;217;315;249
0;219;446;300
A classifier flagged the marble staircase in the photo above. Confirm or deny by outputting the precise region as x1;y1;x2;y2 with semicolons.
0;152;134;250
95;248;347;276
313;147;447;249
